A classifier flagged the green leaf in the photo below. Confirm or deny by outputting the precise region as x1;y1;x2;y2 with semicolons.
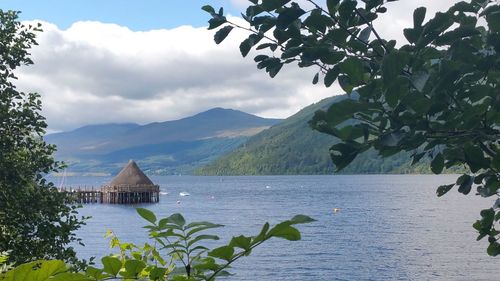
338;75;353;93
230;235;252;251
338;0;356;22
413;7;426;27
281;46;304;59
208;17;227;30
487;241;500;256
431;153;445;174
464;144;489;173
214;26;233;44
268;223;301;241
327;0;340;15
261;0;291;11
276;3;305;30
202;5;216;15
252;222;270;245
484;5;500;33
312;73;319;84
330;142;362;171
382;51;408;85
457;174;473;195
149;267;168;280
208;246;234;261
187;234;220;247
436;184;454;197
101;256;122;276
239;33;263;57
121;260;146;278
340;58;365;85
324;67;340;87
359;26;371;42
290;214;316;224
136;208;156;224
1;260;68;281
168;213;186;227
186;223;223;237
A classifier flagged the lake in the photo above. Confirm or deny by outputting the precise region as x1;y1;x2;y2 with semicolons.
62;175;498;280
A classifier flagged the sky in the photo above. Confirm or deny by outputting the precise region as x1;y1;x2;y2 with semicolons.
3;0;459;132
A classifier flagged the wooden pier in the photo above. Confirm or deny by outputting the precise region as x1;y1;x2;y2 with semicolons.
61;160;160;204
61;187;159;204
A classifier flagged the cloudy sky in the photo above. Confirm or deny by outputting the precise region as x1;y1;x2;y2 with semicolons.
4;0;458;132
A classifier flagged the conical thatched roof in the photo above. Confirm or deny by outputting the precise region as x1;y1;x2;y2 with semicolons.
109;160;154;186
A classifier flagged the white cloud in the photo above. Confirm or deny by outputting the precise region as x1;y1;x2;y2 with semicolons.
17;0;460;132
18;18;333;132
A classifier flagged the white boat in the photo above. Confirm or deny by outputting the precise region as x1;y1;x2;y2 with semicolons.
179;192;190;197
159;191;168;196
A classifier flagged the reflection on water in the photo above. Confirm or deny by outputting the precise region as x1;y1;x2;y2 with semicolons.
60;175;498;280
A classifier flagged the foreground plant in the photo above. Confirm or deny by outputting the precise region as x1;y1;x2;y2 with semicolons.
0;209;314;280
204;0;500;255
0;9;86;266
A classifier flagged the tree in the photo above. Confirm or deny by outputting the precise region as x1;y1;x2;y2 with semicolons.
204;0;500;255
0;10;86;265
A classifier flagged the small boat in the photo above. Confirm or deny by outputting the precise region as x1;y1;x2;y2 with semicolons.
179;192;190;197
159;191;168;196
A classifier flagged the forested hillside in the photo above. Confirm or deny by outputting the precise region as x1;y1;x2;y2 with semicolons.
196;96;430;175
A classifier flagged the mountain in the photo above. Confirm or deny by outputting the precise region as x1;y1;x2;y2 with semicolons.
45;108;282;175
195;96;429;175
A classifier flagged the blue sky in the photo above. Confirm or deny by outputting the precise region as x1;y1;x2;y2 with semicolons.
3;0;241;30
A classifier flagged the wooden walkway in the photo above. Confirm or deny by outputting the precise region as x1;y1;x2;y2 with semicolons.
60;187;159;204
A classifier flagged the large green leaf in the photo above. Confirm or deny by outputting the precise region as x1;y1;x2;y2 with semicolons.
121;260;146;278
136;208;157;224
1;260;67;281
340;58;365;85
431;153;445;174
457;174;473;195
464;145;490;173
276;3;305;30
214;26;233;44
413;7;426;27
326;0;340;15
436;184;454;197
208;246;234;262
101;256;122;276
268;223;301;241
230;235;252;251
382;51;408;85
167;213;186;227
290;214;316;224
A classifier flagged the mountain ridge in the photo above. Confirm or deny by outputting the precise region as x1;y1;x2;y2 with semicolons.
195;96;429;175
45;108;282;174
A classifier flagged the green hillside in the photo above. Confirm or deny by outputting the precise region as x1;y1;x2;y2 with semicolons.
195;96;431;175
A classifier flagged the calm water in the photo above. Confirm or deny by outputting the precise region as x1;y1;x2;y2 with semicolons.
62;175;498;280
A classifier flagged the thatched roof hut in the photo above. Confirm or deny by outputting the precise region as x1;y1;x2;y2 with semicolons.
101;160;159;203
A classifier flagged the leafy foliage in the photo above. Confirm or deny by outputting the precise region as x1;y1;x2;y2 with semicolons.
0;10;86;265
0;209;314;280
204;0;500;255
